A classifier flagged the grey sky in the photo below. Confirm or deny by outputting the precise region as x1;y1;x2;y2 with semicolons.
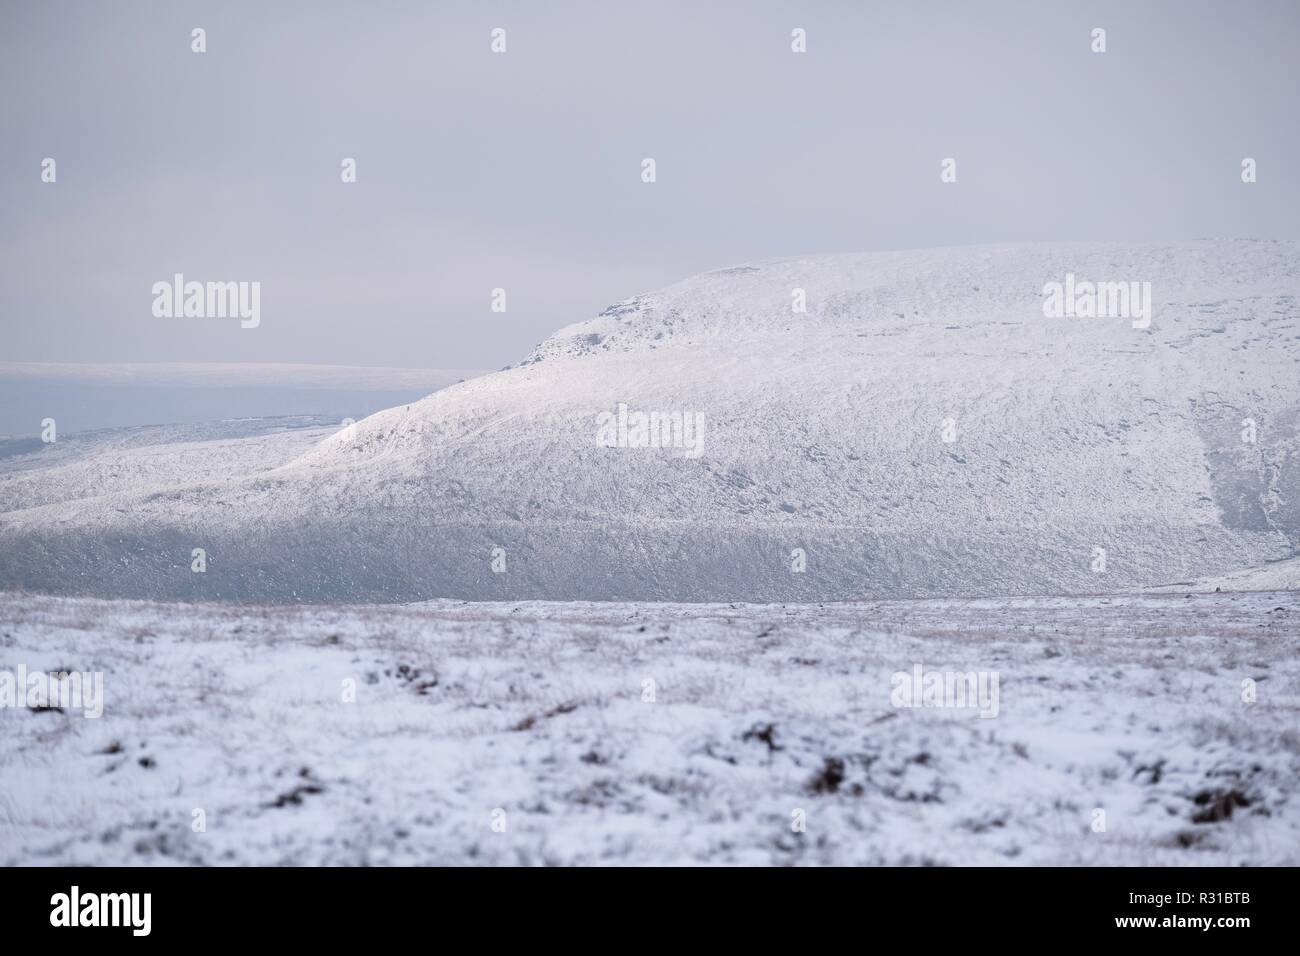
3;0;1297;370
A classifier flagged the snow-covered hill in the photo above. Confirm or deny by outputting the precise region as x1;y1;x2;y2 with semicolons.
1;240;1297;602
0;417;338;514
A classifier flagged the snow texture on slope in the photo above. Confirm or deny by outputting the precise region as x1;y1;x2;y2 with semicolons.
0;240;1297;602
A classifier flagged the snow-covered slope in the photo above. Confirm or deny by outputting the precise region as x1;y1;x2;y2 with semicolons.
1;240;1297;602
1147;556;1300;593
0;417;338;514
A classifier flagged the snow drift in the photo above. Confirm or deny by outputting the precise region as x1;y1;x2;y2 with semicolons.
2;240;1298;602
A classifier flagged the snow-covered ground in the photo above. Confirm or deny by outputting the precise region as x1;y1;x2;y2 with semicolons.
2;590;1296;866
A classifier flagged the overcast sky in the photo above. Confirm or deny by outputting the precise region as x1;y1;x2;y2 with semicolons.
3;0;1297;370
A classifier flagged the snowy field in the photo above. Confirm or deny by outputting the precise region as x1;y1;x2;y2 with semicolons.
2;590;1296;866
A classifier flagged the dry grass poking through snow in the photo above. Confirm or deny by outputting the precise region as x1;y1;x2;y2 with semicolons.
0;591;1297;865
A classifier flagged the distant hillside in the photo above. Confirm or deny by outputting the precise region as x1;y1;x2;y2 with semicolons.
1;241;1297;601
